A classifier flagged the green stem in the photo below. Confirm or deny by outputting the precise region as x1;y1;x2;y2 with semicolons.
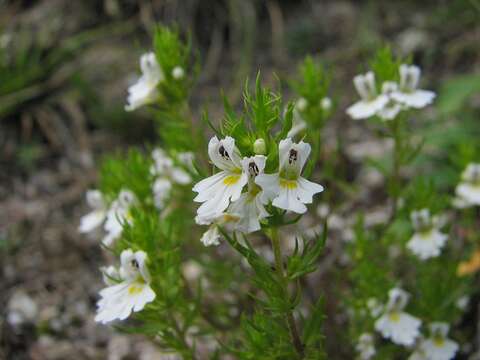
270;227;305;358
390;118;402;218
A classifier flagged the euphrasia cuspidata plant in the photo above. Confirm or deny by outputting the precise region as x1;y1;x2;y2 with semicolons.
344;48;472;360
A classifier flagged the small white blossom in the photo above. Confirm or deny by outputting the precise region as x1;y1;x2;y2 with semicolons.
195;212;240;246
346;71;389;120
95;249;156;324
172;66;185;80
125;52;164;111
454;163;480;207
367;297;384;318
410;323;458;360
356;333;376;360
229;156;270;233
103;190;137;246
374;287;421;346
391;64;435;109
193;136;248;219
79;190;108;233
256;138;324;214
287;98;308;138
150;148;192;210
407;209;448;260
456;296;469;311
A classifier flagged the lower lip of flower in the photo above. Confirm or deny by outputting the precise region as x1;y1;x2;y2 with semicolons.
280;179;298;190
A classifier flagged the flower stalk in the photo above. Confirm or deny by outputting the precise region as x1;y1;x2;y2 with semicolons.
269;226;305;357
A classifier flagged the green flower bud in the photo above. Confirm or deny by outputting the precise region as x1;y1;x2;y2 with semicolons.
253;138;266;155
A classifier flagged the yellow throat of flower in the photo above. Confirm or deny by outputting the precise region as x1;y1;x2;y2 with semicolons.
280;178;298;190
388;312;400;322
223;174;241;186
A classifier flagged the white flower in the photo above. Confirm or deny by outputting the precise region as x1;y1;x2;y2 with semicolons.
346;71;389;120
377;81;403;120
103;190;137;246
374;287;421;346
455;163;480;207
79;190;107;233
407;209;448;260
195;212;240;246
150;148;192;210
152;178;172;210
151;148;192;185
172;66;185;80
413;323;458;360
367;297;384;318
391;64;435;109
229;156;270;233
95;249;156;324
456;296;469;311
125;52;164;111
100;265;122;286
193;136;248;218
256;138;324;214
287;98;308;138
356;333;376;360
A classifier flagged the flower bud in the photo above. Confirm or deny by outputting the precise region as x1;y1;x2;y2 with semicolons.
320;97;332;111
253;138;266;155
295;97;308;112
172;66;185;80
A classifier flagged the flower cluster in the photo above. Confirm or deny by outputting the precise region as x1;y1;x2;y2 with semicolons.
193;136;324;246
79;189;137;246
150;148;193;210
359;288;459;360
346;64;435;121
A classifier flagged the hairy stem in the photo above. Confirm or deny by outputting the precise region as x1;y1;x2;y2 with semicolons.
270;227;305;357
389;117;402;218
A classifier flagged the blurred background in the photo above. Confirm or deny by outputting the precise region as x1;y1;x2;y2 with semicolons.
1;0;479;359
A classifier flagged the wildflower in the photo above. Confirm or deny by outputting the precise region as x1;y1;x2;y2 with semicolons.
391;64;435;109
79;190;107;233
454;163;480;207
172;66;185;80
193;136;247;218
457;248;480;276
456;296;470;311
229;156;270;233
374;287;421;346
366;297;383;318
103;190;137;246
151;148;192;210
377;81;403;120
256;138;324;214
125;52;164;111
407;209;448;260
356;333;376;360
287;98;308;138
195;212;240;246
346;71;388;120
411;323;459;360
95;249;156;324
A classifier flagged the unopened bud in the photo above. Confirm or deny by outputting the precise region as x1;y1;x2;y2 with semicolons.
320;97;332;111
253;138;266;155
172;66;185;80
296;97;308;112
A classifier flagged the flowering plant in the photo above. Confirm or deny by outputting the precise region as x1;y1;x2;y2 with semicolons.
78;27;477;359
